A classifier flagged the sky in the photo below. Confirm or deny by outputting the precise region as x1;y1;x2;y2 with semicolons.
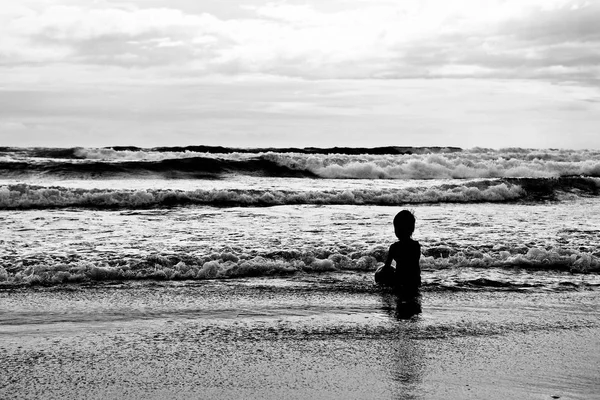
0;0;599;149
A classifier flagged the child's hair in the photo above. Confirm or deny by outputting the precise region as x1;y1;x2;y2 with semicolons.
393;210;415;238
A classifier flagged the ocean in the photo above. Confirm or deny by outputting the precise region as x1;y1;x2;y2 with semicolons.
1;146;599;399
1;146;599;287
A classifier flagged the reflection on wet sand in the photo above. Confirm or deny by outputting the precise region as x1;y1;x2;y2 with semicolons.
380;291;422;321
379;291;426;400
389;336;426;400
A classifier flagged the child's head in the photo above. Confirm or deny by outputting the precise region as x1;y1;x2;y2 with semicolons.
393;210;415;239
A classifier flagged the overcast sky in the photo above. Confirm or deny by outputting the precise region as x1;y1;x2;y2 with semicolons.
1;0;599;149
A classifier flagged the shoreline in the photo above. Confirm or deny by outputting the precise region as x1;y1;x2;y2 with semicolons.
1;279;599;399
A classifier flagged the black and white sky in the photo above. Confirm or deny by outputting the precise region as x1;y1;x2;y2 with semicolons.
1;0;599;148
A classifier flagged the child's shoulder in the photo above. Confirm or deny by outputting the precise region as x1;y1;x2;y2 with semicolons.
407;238;420;250
391;238;420;249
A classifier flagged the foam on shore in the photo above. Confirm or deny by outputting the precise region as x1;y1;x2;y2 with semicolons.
1;243;598;287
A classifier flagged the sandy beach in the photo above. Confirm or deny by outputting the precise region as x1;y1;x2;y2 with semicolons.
1;274;599;400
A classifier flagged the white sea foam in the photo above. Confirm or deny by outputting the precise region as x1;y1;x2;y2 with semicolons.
2;244;598;286
73;148;253;162
262;151;600;179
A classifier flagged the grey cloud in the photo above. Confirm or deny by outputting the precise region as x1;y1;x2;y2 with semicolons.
26;26;226;67
503;3;600;44
5;6;232;68
73;37;196;67
383;4;600;81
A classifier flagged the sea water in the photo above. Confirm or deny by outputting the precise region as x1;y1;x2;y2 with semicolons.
0;146;599;289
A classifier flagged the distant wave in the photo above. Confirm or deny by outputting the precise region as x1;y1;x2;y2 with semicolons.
0;145;460;160
1;147;599;180
1;177;598;210
1;242;597;287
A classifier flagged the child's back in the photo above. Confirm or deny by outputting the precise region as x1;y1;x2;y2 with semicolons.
388;237;421;295
384;210;421;297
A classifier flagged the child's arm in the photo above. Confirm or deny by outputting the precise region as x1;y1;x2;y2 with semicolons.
384;244;394;268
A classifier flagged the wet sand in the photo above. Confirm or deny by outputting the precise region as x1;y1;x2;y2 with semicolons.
1;275;599;400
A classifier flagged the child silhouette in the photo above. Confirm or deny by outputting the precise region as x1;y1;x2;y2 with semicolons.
376;210;421;299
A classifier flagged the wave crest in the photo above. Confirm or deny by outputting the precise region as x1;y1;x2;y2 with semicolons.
0;181;528;209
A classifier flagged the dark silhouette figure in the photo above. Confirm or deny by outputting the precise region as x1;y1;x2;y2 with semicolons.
376;210;422;318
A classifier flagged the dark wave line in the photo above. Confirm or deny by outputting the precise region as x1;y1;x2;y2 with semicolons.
0;147;84;159
146;145;462;155
506;177;600;200
0;145;462;159
0;156;317;179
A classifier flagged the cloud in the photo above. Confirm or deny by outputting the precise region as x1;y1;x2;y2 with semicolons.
2;5;229;67
0;0;599;82
503;1;600;44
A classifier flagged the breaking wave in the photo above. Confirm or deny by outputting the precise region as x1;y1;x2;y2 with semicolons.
1;147;599;180
1;177;598;210
1;242;598;287
0;156;316;180
262;150;600;179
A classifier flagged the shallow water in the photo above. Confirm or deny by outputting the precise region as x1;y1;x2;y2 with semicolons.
1;198;599;286
1;276;599;334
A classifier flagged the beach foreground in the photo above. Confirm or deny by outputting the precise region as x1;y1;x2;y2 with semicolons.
1;274;599;400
